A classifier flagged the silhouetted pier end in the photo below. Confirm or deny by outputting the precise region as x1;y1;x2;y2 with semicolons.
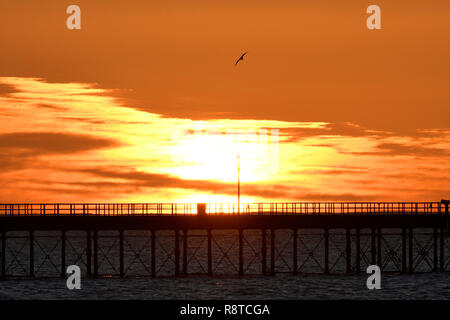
442;199;450;236
0;202;449;278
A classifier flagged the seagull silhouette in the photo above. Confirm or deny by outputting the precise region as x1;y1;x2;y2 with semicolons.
235;51;248;66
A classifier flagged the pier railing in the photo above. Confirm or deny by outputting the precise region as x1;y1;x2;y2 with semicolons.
0;202;445;216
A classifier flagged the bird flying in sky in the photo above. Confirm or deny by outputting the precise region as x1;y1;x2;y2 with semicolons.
235;51;248;66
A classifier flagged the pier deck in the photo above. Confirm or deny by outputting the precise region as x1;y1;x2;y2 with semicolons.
1;202;449;278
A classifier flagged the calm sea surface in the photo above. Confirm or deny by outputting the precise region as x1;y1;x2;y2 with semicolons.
0;273;449;300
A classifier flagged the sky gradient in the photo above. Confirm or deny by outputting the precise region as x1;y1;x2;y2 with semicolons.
0;1;449;203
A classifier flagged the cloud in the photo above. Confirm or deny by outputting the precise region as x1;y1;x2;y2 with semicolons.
35;103;68;111
296;193;382;202
72;167;234;193
0;154;29;171
280;122;450;145
280;122;390;143
0;132;121;174
293;168;368;176
0;132;120;155
375;143;450;157
65;167;378;201
0;83;17;95
341;142;450;158
0;77;448;203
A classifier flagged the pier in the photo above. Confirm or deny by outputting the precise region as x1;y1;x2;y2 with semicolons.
0;201;449;278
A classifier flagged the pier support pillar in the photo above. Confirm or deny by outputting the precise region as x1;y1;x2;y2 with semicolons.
1;231;5;279
61;230;66;278
261;229;267;275
440;228;444;272
377;228;382;269
371;228;376;265
433;228;438;272
355;229;360;274
324;229;329;274
151;230;155;277
119;230;124;278
346;229;351;274
408;228;413;273
207;229;212;276
293;229;298;274
238;229;243;276
93;230;98;278
401;228;406;273
175;230;180;276
86;231;92;278
402;228;406;273
270;229;275;276
183;230;187;276
29;231;34;278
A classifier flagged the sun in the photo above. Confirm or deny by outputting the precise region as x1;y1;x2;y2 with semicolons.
167;122;279;183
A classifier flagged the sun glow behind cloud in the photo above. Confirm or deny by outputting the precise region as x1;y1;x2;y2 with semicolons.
0;77;448;203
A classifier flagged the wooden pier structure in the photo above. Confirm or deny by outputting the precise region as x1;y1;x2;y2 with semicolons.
0;201;449;278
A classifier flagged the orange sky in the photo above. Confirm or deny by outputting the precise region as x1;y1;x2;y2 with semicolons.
0;1;449;203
